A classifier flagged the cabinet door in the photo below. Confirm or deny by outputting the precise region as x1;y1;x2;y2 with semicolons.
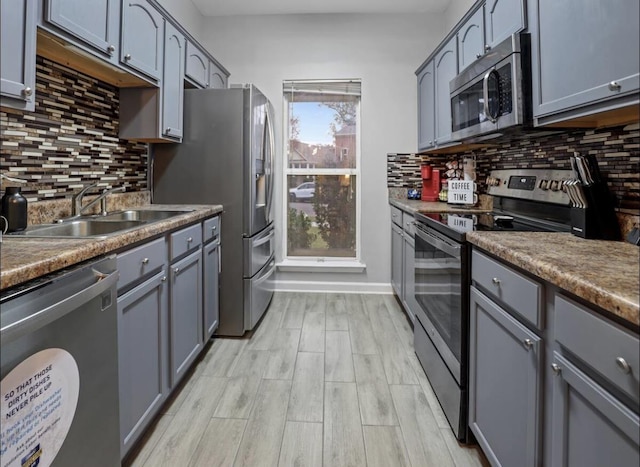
391;223;403;297
203;240;220;340
170;249;203;387
208;60;227;89
434;37;457;145
484;0;525;49
162;21;184;140
185;40;208;88
469;287;541;467
549;353;640;467
458;6;485;72
117;270;168;458
532;0;639;119
0;0;37;111
45;0;119;61
417;60;435;151
402;234;416;323
121;0;163;81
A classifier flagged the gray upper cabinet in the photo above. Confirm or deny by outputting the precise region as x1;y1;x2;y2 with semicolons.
162;21;185;140
208;60;228;89
44;0;120;63
0;0;37;111
469;286;541;467
185;40;208;88
484;0;525;50
170;249;203;387
530;0;640;124
417;60;435;151
121;0;163;81
434;36;457;145
549;353;640;467
457;6;485;72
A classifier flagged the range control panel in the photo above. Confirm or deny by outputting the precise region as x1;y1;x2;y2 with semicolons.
486;169;573;205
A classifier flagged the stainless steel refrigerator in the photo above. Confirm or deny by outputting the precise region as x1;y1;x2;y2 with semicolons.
153;84;275;336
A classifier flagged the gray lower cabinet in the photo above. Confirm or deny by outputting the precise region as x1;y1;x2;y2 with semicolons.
469;286;542;467
402;232;416;323
434;36;457;145
457;5;485;72
121;0;163;81
203;238;220;340
484;0;525;49
0;0;37;111
162;21;185;140
417;60;436;151
530;0;639;124
391;222;403;297
549;352;640;467
43;0;120;64
169;249;203;387
117;269;168;459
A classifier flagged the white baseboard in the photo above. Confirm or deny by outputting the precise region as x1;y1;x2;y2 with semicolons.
274;280;393;294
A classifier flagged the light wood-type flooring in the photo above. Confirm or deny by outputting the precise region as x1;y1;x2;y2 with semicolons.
125;293;488;467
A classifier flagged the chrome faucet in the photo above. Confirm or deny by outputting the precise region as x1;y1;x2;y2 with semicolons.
71;183;126;217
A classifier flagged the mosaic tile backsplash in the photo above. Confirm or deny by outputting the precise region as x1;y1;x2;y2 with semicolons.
1;56;148;202
388;123;640;212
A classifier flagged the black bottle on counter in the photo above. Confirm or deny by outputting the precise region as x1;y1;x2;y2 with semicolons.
1;187;28;232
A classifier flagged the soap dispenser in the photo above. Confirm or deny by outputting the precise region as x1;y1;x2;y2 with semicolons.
1;186;28;232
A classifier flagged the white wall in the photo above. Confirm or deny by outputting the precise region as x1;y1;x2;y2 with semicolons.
157;0;204;42
200;13;445;292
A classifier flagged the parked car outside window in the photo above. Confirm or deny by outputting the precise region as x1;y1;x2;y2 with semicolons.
289;182;315;201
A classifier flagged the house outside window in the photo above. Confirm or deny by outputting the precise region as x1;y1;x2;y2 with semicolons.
283;80;361;261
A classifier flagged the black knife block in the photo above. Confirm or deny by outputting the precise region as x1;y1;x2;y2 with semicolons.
569;182;621;240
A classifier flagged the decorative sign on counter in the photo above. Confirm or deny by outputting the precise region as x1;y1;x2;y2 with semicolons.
1;349;80;467
448;180;477;205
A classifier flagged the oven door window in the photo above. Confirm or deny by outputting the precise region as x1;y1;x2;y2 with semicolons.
414;230;462;363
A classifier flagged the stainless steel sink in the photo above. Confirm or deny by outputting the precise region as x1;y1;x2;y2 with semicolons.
15;219;146;238
102;209;193;222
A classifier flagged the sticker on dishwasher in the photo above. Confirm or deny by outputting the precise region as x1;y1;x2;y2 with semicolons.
1;348;80;467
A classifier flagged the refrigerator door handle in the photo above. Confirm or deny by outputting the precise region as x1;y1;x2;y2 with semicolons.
265;106;275;223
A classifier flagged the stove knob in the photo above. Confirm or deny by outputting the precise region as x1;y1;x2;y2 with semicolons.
494;178;501;186
539;179;549;190
486;176;494;186
549;180;560;191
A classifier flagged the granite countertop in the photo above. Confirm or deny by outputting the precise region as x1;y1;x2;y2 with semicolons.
0;204;223;291
389;198;490;215
467;231;640;328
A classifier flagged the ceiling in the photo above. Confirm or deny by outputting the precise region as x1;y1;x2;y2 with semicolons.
191;0;451;16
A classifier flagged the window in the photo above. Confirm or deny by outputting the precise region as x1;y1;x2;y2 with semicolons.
283;80;361;261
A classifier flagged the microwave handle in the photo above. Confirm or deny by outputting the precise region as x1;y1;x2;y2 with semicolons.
483;69;498;123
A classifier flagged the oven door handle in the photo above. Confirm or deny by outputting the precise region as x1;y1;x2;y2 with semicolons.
415;227;462;259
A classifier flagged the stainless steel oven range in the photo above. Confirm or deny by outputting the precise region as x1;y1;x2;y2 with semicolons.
412;168;574;442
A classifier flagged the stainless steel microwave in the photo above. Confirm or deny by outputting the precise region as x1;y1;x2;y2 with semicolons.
450;33;531;142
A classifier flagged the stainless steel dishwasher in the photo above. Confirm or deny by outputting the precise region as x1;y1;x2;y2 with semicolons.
1;255;120;467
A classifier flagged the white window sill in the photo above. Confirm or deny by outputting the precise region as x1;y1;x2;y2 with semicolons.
277;259;366;273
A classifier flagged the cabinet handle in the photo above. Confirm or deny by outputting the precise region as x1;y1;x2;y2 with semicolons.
491;277;501;285
107;45;115;54
608;81;621;91
523;338;533;350
484;44;491;52
142;257;149;264
476;53;482;59
211;226;217;230
124;54;131;61
551;363;562;375
615;357;631;374
187;237;193;243
165;127;172;134
22;87;33;97
173;267;180;274
429;140;433;145
161;276;167;282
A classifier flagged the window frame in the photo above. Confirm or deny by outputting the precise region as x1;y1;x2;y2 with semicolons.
281;80;362;266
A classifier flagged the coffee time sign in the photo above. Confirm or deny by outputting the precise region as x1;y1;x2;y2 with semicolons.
449;180;476;205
